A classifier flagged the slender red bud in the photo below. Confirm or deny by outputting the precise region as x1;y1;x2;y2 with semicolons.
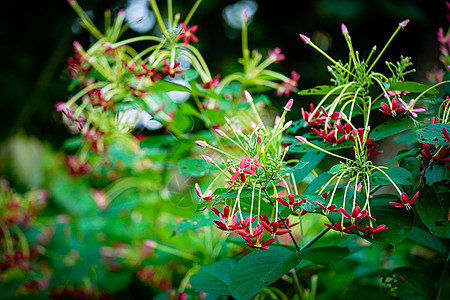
202;155;212;163
299;34;310;44
399;19;410;28
341;23;348;34
284;98;294;111
295;136;307;143
244;90;253;102
195;140;207;147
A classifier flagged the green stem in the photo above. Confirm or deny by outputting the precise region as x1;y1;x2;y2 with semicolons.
149;0;169;39
301;227;330;250
183;0;203;26
367;24;403;73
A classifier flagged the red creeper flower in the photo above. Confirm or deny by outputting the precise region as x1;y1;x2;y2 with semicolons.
260;215;292;237
398;98;426;118
355;224;388;235
314;201;340;214
339;203;376;224
276;194;306;210
389;191;419;210
199;75;220;89
178;23;199;46
242;235;276;250
229;157;254;183
136;64;163;82
276;71;300;97
211;206;240;231
161;60;184;78
267;47;285;63
194;183;215;201
379;98;404;116
324;222;355;234
301;103;325;126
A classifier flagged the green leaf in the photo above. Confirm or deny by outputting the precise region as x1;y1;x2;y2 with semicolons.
407;226;448;256
183;68;199;82
61;136;82;150
424;163;450;185
305;246;350;264
385;148;420;167
369;117;413;141
415;185;450;239
190;258;237;296
298;85;343;95
416;123;450;145
151;79;191;92
229;246;308;300
178;157;214;177
388;81;439;94
382;267;435;300
176;210;215;233
369;167;414;186
289;138;354;153
293;151;326;183
280;161;308;177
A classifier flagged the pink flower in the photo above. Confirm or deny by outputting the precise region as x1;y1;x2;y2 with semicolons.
211;206;240;231
301;103;325;125
161;60;183;78
314;201;340;214
320;106;341;121
379;98;404;116
178;23;199;46
267;47;285;63
324;222;355;234
295;136;307;144
229;157;253;183
299;34;310;44
389;191;419;210
245;156;263;172
242;235;276;250
136;64;163;82
260;215;292;237
194;183;215;201
284;98;294;110
276;194;305;210
398;98;426;118
276;71;300;96
199;75;220;89
195;140;207;147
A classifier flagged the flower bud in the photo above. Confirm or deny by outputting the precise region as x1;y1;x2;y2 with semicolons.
341;23;348;34
299;34;310;44
242;9;249;21
399;19;410;28
295;136;307;144
284;120;293;129
224;116;231;125
284;98;294;111
256;135;263;144
215;129;225;136
244;90;253;102
202;155;212;163
195;140;207;147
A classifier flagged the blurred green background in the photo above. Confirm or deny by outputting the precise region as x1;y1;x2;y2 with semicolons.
0;0;446;150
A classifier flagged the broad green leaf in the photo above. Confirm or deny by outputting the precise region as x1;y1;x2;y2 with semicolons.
305;246;350;264
416;123;450;145
280;161;308;177
369;117;413;141
183;68;199;82
385;148;420;167
304;172;333;195
369;167;414;186
298;85;344;95
177;157;214;177
293;151;326;183
176;210;215;233
229;246;308;300
388;81;439;94
415;185;450;239
151;79;191;92
62;136;82;150
424;163;450;185
407;226;447;256
289;138;354;153
190;258;237;296
382;267;435;300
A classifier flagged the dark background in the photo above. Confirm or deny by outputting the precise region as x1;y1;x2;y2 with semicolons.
1;0;447;148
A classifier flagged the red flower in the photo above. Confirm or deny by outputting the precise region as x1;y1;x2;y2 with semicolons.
194;183;215;201
260;215;292;237
276;194;305;210
245;156;263;172
66;155;90;176
320;106;341;121
136;64;163;82
236;216;263;238
324;222;355;234
178;23;199;46
242;235;276;250
211;206;240;231
389;191;419;210
276;71;300;96
355;224;388;235
199;75;220;89
339;204;376;223
379;98;404;116
229;157;254;183
161;60;183;78
301;103;325;126
314;201;340;214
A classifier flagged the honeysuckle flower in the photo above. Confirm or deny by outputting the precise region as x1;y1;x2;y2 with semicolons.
136;64;163;82
389;191;419;210
276;194;305;210
242;235;276;250
229;157;253;183
340;204;376;224
335;121;352;139
320;106;341;121
194;183;214;201
301;103;325;125
211;206;240;231
398;98;426;118
199;75;220;89
276;71;300;96
267;47;285;63
236;219;264;238
161;60;183;78
355;224;388;235
324;222;355;234
379;97;404;116
311;128;345;145
178;23;199;46
260;215;292;237
314;201;339;214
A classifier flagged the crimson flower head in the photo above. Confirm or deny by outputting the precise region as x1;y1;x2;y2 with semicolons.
267;47;285;63
211;206;240;231
355;224;388;235
236;216;263;238
229;157;254;183
161;60;184;78
199;75;220;89
178;23;199;46
276;194;305;210
244;156;263;172
314;201;339;215
389;191;419;210
320;106;341;121
260;215;292;237
276;71;300;96
379;98;404;116
325;222;355;234
136;64;163;82
340;204;376;224
242;235;276;250
194;183;215;201
301;103;325;125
